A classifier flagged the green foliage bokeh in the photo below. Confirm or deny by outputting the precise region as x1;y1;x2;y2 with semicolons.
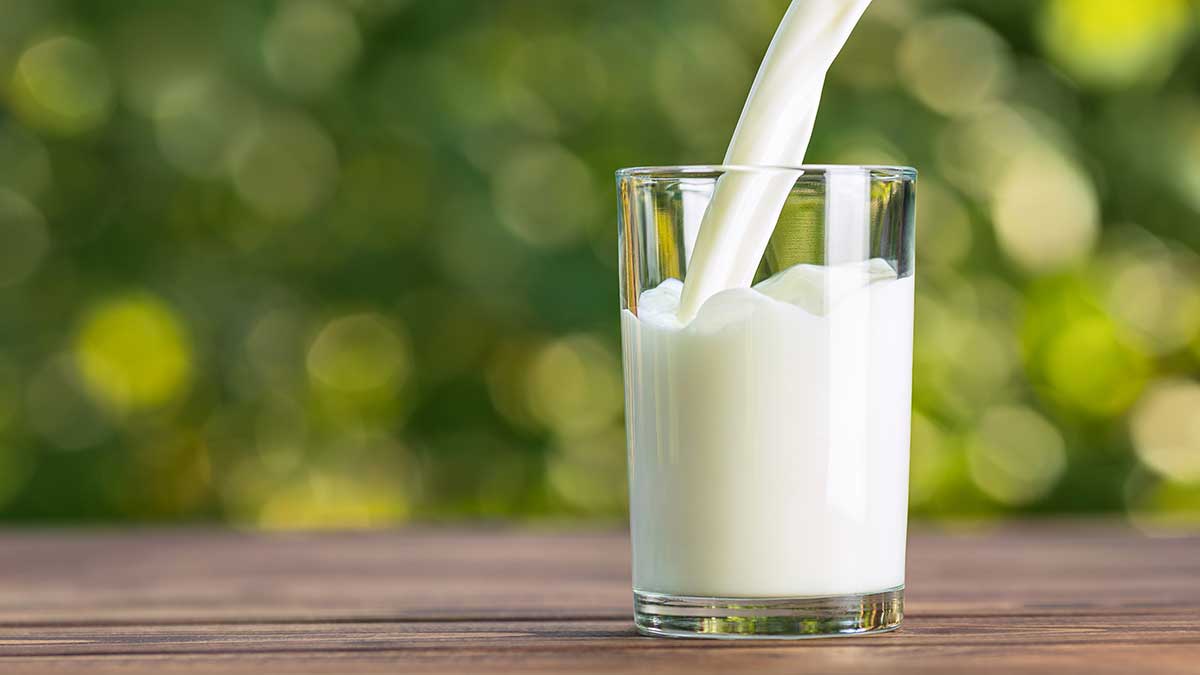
0;0;1198;527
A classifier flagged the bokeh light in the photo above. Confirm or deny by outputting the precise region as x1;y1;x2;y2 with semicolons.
1103;245;1200;354
9;36;113;135
492;143;597;249
255;466;408;529
263;0;362;96
307;314;411;394
154;77;260;179
485;338;546;432
230;110;339;221
913;277;1022;425
1037;0;1193;89
1041;315;1150;417
1131;379;1200;483
935;104;1046;201
74;294;193;414
898;13;1011;117
967;405;1067;506
1021;276;1155;419
548;425;627;514
991;149;1099;273
525;334;623;437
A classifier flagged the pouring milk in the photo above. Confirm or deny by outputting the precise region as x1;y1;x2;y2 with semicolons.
622;0;916;598
677;0;874;320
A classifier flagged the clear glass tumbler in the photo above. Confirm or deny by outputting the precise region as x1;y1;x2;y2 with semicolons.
616;165;916;639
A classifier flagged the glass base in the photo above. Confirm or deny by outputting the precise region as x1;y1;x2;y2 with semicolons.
633;586;903;640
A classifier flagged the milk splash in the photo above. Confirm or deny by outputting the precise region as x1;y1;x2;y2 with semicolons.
676;0;873;321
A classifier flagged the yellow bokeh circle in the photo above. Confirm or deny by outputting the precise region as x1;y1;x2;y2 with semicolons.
74;294;193;413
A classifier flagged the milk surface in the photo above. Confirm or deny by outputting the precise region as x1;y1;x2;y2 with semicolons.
622;260;912;597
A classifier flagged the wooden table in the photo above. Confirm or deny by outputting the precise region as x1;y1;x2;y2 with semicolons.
0;523;1196;673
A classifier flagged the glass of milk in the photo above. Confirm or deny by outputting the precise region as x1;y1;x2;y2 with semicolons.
616;164;916;639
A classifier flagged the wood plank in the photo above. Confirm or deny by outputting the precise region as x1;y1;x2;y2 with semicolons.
2;612;1199;655
2;525;1196;622
1;625;1197;674
0;523;1196;673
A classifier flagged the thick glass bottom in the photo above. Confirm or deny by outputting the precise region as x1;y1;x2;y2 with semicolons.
633;586;903;640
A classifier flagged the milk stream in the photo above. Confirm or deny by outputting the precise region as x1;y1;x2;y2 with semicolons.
677;0;873;321
621;0;905;598
623;261;913;597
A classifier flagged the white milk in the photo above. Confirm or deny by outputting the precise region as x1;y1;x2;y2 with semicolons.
623;260;913;597
678;0;873;320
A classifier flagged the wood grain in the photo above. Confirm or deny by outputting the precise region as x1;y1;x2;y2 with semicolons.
0;523;1197;673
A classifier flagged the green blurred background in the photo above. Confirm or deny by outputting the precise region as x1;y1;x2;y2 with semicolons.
0;0;1197;527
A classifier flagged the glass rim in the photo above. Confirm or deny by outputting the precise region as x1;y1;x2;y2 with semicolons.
615;164;917;180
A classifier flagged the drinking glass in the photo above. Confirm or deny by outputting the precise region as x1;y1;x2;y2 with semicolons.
616;165;916;639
